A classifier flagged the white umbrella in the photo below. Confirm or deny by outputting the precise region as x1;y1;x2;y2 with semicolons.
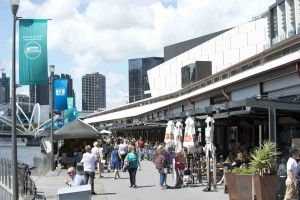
164;120;174;147
100;129;111;134
183;117;196;153
174;121;183;153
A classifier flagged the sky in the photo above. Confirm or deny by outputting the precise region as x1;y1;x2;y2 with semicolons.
0;0;275;110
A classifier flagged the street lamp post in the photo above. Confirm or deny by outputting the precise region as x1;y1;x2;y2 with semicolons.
49;64;55;171
10;0;20;199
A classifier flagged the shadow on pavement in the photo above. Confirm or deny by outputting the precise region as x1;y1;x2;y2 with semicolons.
98;193;117;196
136;185;156;188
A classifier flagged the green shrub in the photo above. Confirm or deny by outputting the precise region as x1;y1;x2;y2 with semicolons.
232;167;252;175
249;141;277;177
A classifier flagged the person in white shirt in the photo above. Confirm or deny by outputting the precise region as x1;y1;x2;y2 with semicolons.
118;139;128;168
81;145;97;195
65;167;85;187
284;148;298;200
91;141;103;178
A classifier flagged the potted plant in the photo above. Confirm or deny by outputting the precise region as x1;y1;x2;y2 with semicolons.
225;141;280;200
250;141;280;200
226;167;253;200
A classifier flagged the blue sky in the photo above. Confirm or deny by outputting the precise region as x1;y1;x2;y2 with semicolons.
0;0;274;110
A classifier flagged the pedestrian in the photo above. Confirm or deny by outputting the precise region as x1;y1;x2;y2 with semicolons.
155;148;168;190
284;147;298;200
125;146;141;188
111;145;121;179
81;145;97;195
118;139;128;168
91;141;103;178
64;166;85;187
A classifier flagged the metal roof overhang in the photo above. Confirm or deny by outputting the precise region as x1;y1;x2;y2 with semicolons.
84;51;300;124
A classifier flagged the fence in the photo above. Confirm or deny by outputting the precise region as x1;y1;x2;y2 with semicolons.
32;155;51;176
0;157;45;200
0;158;13;200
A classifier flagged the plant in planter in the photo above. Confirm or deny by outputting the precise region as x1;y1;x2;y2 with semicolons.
249;141;280;200
225;141;280;200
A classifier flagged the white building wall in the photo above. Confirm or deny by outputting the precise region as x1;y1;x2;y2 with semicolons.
286;0;294;34
295;0;300;33
277;3;287;39
148;18;269;97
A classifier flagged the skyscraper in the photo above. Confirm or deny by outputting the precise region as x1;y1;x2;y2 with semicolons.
128;57;164;103
0;73;10;103
82;73;106;111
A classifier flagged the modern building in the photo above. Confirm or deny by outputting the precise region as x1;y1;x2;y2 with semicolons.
128;57;164;103
0;73;10;103
82;73;106;111
0;87;5;104
30;84;49;105
17;94;30;113
269;0;300;45
84;0;300;153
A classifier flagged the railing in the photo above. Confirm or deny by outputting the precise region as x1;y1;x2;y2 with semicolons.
33;155;51;176
0;157;46;200
0;158;13;200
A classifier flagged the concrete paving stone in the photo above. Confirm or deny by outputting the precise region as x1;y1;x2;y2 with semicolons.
33;160;229;200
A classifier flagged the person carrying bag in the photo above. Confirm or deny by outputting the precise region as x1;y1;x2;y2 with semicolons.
155;147;168;190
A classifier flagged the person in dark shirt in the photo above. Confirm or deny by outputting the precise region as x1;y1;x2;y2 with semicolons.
155;148;168;190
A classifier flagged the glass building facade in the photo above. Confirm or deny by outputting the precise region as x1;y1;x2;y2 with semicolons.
128;57;164;103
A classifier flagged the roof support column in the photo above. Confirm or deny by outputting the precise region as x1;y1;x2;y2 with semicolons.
268;107;277;144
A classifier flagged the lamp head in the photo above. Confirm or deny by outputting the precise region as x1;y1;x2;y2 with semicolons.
10;0;20;16
49;65;55;73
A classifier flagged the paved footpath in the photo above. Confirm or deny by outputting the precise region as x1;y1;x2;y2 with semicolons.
33;160;229;200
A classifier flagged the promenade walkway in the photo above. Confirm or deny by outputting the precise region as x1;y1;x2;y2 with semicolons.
33;160;229;200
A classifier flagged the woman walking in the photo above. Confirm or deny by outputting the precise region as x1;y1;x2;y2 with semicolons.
111;145;121;179
155;148;168;189
125;146;141;188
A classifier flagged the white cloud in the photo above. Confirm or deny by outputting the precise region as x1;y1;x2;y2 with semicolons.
17;0;275;109
106;72;126;88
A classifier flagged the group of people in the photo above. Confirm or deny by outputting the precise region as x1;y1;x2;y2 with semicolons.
64;136;145;194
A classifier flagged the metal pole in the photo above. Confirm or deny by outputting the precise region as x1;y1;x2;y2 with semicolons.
11;13;19;200
50;73;55;171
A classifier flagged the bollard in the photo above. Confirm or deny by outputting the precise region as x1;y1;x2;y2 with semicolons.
0;158;3;183
4;159;7;186
8;161;11;189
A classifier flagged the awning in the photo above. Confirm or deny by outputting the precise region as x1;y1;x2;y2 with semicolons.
54;118;100;139
83;51;300;124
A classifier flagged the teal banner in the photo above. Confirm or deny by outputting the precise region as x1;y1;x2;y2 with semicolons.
19;19;48;85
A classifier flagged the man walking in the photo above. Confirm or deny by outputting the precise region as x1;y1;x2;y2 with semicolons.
284;147;298;200
81;145;97;195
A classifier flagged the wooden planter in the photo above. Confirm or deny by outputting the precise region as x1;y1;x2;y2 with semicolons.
225;173;280;200
253;175;280;200
225;173;253;200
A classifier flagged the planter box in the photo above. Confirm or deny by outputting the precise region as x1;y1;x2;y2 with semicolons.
254;175;280;200
225;173;280;200
225;173;253;200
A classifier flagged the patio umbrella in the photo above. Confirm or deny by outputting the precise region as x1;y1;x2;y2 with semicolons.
183;117;196;153
164;120;174;147
100;129;112;134
174;121;183;153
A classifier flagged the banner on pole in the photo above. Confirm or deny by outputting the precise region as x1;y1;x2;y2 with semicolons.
19;19;48;85
67;97;74;109
54;79;68;111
